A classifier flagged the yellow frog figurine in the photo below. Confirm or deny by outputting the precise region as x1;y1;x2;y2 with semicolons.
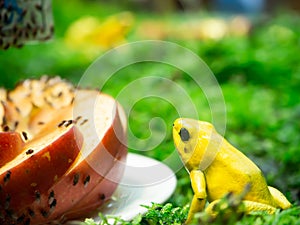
173;118;292;223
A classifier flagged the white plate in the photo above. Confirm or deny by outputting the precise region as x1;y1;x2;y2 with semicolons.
70;153;177;224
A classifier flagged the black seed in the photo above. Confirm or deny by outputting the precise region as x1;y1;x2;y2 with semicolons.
99;193;105;200
38;121;45;125
58;120;66;127
64;120;73;127
57;91;63;97
84;175;90;187
17;213;25;223
14;121;19;130
21;9;27;17
3;125;10;132
15;106;21;113
75;116;82;123
22;131;28;141
73;173;79;186
28;208;35;217
32;28;37;37
35;4;42;11
24;31;29;38
48;190;55;205
49;190;54;198
40;209;48;218
4;171;11;184
70;97;75;104
35;190;41;202
50;25;54;34
30;12;36;24
80;119;88;126
26;22;32;30
179;128;190;142
12;38;17;46
26;149;34;155
50;199;57;209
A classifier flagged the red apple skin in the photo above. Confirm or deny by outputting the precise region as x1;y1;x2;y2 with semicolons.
0;132;24;167
27;108;127;224
0;126;83;225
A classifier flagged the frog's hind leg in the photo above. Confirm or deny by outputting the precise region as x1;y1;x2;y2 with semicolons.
268;186;292;209
242;200;277;214
205;199;277;216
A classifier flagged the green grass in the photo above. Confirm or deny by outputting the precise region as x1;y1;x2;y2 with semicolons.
0;1;299;224
81;202;300;225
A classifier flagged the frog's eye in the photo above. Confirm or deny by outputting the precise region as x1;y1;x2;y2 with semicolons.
179;128;190;142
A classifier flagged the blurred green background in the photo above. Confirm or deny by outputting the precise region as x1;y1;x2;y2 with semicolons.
0;0;300;224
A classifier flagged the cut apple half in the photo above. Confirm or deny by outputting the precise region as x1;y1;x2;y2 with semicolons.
0;77;127;225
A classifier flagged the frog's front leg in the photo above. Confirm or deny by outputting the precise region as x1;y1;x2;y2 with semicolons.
186;170;207;224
